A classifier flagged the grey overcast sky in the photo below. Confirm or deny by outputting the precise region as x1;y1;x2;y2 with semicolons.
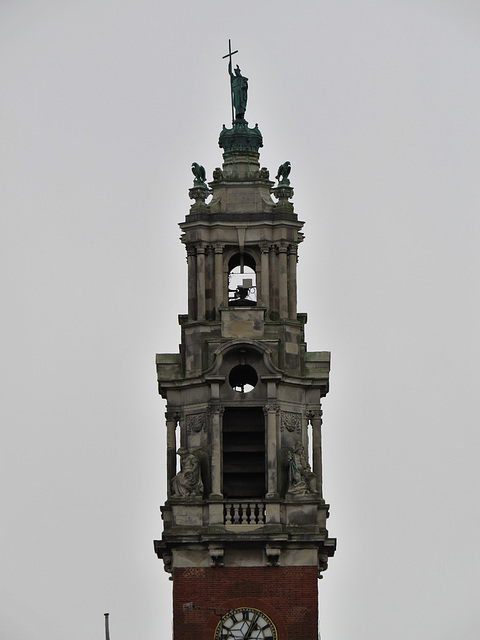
1;1;479;639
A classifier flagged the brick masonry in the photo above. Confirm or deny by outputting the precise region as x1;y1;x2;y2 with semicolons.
172;566;319;640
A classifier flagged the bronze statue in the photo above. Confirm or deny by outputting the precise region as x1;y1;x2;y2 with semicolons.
223;39;248;122
229;62;248;120
191;162;207;186
275;161;291;186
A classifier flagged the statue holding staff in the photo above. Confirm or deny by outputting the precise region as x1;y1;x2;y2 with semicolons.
223;39;248;122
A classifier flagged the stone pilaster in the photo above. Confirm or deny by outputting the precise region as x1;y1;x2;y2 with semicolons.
196;243;206;320
308;409;323;497
205;244;215;320
278;243;288;319
264;403;279;498
288;245;298;320
269;244;279;318
186;245;197;321
260;242;270;310
214;243;224;314
209;404;224;498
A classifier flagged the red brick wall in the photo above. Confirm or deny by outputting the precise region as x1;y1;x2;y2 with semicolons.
171;566;318;640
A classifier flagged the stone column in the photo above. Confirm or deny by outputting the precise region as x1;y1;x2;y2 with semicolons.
196;244;206;320
309;410;323;497
278;243;288;319
269;244;278;318
165;412;179;498
209;405;224;498
214;243;224;315
288;245;298;320
186;245;197;321
260;242;270;310
265;404;279;498
205;244;214;320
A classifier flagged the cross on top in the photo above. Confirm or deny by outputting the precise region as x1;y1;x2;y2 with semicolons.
222;38;238;67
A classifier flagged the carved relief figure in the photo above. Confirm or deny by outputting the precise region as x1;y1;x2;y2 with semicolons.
171;448;204;498
287;441;317;496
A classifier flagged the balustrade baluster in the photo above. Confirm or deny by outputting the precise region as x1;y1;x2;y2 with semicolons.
224;503;232;525
233;503;240;524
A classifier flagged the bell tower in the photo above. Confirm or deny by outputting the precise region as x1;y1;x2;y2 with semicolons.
154;47;336;640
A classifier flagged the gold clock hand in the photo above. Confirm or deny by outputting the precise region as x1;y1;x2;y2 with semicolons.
243;612;260;639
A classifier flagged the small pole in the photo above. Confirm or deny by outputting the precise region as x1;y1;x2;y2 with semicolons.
104;613;110;640
222;39;239;125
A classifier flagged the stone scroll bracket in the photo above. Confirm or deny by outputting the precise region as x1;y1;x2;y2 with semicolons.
209;544;225;568
265;544;281;567
318;553;329;579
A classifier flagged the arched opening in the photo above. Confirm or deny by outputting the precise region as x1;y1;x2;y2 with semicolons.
228;253;257;306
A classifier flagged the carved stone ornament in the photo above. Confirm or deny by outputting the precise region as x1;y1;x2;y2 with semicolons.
209;545;224;568
212;167;223;182
186;413;206;434
281;411;302;433
161;552;173;575
318;553;329;578
265;545;281;567
171;448;204;498
286;441;317;497
188;185;210;211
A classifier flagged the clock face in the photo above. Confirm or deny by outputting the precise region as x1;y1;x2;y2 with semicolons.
214;607;277;640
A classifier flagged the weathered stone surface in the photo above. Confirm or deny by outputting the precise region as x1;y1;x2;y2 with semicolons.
155;123;335;588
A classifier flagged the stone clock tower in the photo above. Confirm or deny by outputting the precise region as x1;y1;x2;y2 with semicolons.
154;49;336;640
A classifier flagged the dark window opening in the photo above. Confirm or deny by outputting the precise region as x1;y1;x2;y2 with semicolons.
229;364;258;393
222;407;265;499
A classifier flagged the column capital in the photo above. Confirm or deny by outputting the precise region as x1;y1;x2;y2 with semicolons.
208;403;225;416
264;403;280;416
306;408;323;425
214;242;225;254
165;411;181;425
261;241;270;254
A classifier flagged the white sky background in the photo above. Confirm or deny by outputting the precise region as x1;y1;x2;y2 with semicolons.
1;1;479;638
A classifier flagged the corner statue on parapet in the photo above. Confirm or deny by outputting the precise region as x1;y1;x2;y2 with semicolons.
287;442;317;496
171;448;204;498
276;161;291;186
191;162;207;187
